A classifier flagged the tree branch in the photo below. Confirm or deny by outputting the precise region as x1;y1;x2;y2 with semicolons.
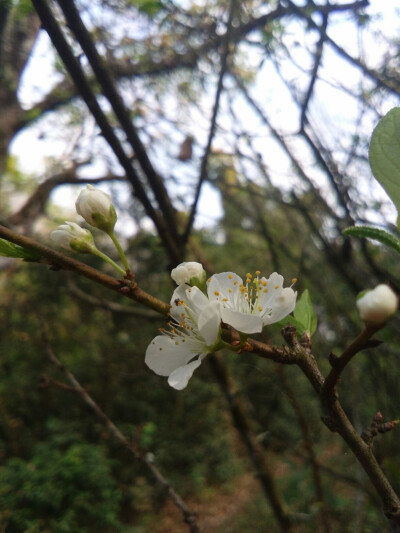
31;0;182;263
41;332;200;533
55;0;180;246
182;0;236;244
0;224;169;314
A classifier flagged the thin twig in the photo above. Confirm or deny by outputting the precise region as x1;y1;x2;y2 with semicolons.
182;0;237;244
321;324;382;403
31;0;181;263
300;9;328;130
0;224;170;315
209;352;293;532
55;0;180;247
41;332;200;533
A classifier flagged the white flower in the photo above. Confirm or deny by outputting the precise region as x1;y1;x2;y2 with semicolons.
207;271;297;334
50;221;96;253
357;284;398;324
75;184;117;234
145;284;221;390
171;262;205;285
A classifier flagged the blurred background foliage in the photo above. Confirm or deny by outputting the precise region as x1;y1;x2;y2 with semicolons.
0;0;400;531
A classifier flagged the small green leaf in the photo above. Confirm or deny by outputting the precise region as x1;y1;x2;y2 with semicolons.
0;238;41;261
293;289;317;337
277;315;305;332
343;225;400;254
277;289;317;337
128;0;163;16
369;107;400;225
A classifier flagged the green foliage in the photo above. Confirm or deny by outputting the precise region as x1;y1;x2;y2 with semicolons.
343;225;400;254
278;289;317;337
0;239;41;261
369;107;400;226
128;0;164;16
13;0;34;16
0;441;122;533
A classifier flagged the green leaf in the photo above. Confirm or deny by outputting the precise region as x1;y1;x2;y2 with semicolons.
343;225;400;254
0;238;41;261
369;107;400;225
128;0;163;16
277;314;305;332
293;289;317;337
277;289;317;337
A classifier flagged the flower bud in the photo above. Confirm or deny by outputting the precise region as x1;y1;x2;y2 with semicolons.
51;222;96;254
356;284;398;324
171;262;206;287
75;184;117;234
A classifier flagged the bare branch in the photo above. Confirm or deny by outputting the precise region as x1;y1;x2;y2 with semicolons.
41;333;200;533
0;224;170;314
182;0;236;244
55;0;180;246
31;0;182;263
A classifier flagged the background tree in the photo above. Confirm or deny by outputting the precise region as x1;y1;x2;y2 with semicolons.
0;0;400;531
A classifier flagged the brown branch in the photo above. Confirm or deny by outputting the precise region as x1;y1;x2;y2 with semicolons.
55;0;180;247
287;0;400;98
182;0;236;244
41;333;200;533
300;9;328;130
31;0;182;264
361;412;399;445
233;75;341;223
208;352;293;532
321;324;383;404
280;324;400;529
0;224;169;315
278;366;331;533
66;278;160;320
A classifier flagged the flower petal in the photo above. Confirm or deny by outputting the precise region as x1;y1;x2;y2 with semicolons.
207;272;243;308
263;288;297;325
169;285;209;324
221;308;263;333
185;285;209;315
168;358;203;390
198;301;221;345
145;335;198;376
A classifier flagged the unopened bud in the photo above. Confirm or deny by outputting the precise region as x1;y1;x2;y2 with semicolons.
171;262;206;287
51;222;96;254
75;184;117;234
356;284;398;324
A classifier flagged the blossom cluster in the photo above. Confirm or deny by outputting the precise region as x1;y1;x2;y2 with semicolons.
145;262;297;390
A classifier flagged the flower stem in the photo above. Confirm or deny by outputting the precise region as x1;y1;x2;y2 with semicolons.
109;231;130;272
92;248;126;276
